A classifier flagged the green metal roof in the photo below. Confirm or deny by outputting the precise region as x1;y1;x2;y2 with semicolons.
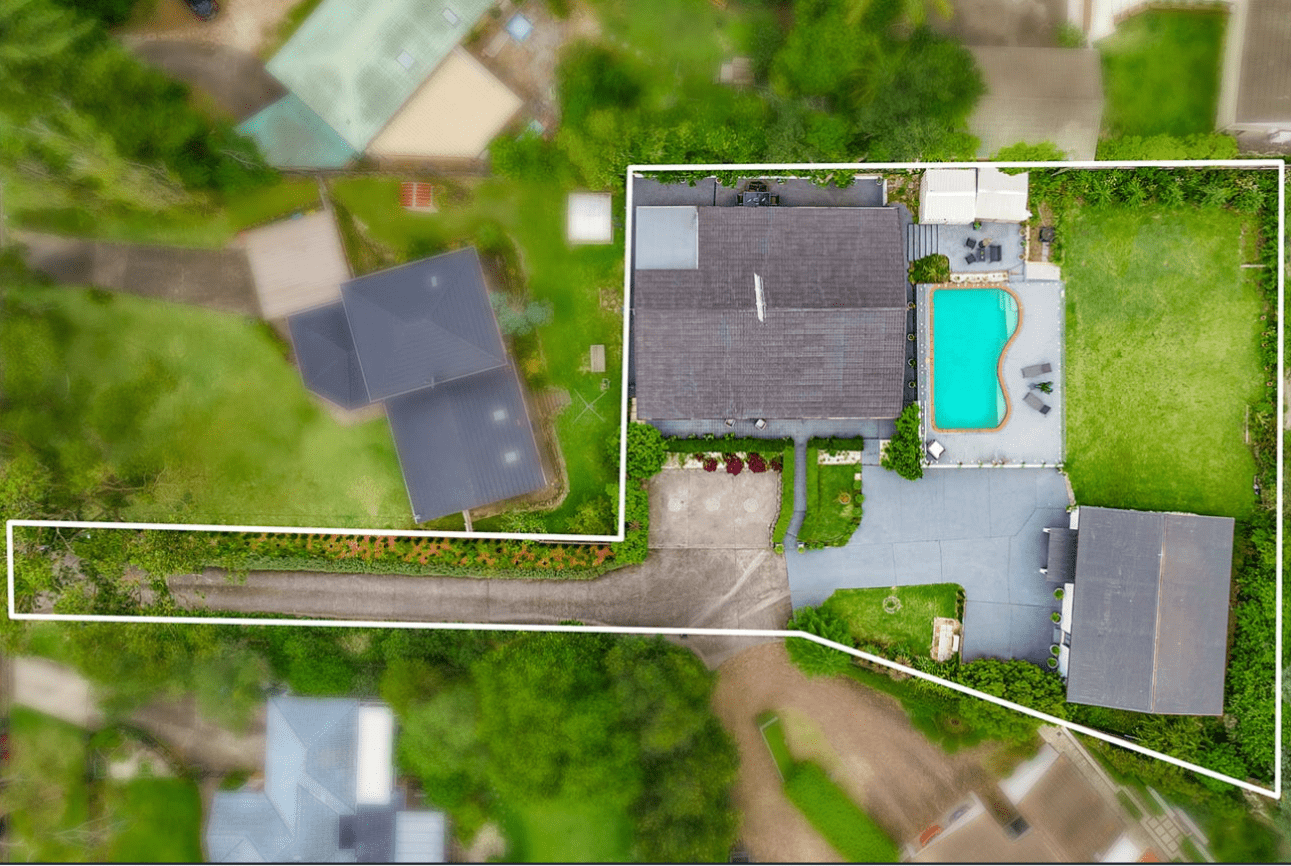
266;0;496;152
237;93;359;169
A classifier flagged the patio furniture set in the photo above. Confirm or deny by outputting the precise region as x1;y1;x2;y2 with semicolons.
964;235;1002;265
1021;362;1053;415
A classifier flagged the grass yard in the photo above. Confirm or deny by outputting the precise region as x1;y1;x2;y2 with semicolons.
101;778;204;862
1;283;414;528
1062;204;1263;518
756;711;795;779
1098;10;1227;137
797;449;863;548
821;585;962;660
771;446;796;548
782;763;898;862
0;707;93;862
504;796;634;862
327;176;625;532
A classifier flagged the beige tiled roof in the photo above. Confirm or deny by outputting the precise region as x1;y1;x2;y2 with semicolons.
240;210;350;320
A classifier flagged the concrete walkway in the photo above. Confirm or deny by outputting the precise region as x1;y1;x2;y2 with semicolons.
786;466;1072;664
15;230;260;317
10;656;265;774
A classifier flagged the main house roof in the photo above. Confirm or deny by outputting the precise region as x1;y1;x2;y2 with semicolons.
1065;507;1234;715
288;248;545;522
631;205;908;421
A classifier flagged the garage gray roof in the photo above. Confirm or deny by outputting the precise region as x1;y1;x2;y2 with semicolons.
342;249;507;402
632;206;908;420
1065;507;1234;715
1044;528;1077;584
386;364;546;522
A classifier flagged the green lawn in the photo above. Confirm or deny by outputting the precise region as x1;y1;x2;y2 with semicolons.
756;712;795;779
327;176;625;532
1062;204;1263;518
772;446;796;548
102;778;204;862
505;796;634;862
0;707;93;862
821;585;961;660
1098;10;1227;137
2;283;414;528
797;449;863;548
782;763;898;862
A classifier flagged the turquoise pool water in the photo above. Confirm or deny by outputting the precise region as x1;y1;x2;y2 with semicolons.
931;289;1018;430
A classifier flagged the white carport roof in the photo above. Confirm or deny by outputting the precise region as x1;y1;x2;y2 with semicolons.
567;192;614;244
919;169;976;224
975;166;1032;223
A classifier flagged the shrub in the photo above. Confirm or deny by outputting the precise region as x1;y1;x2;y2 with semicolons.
747;453;768;473
702;457;719;472
785;606;854;677
770;454;784;472
909;254;950;284
880;404;924;480
725;455;745;476
609;424;667;480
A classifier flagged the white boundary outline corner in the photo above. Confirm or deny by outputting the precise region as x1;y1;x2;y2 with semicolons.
5;159;1284;800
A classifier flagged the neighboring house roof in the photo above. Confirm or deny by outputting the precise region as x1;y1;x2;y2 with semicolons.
206;696;446;864
1218;0;1291;128
386;365;547;522
632;206;908;420
287;248;546;522
919;168;1031;224
367;47;523;160
265;0;495;152
240;210;351;320
967;46;1104;161
1066;507;1234;715
236;93;360;170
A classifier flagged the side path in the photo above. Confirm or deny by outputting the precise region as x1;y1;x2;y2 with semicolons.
169;548;794;667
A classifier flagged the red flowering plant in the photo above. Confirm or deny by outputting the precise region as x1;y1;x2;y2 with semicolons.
747;452;767;473
702;456;719;472
726;455;744;475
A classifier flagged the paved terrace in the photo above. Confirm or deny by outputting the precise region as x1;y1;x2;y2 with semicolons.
786;467;1072;664
917;279;1065;466
905;220;1027;276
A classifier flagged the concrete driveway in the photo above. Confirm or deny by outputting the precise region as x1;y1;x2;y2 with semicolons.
131;41;286;121
786;467;1072;664
649;467;780;548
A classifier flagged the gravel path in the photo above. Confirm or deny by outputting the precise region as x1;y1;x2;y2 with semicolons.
712;642;1007;861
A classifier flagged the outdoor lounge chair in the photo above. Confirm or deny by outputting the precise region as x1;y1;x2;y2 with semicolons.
988;245;1002;263
964;237;977;249
1021;362;1053;378
1024;392;1051;415
965;253;977;265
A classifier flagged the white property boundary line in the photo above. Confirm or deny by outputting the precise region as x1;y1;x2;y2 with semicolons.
5;160;1285;800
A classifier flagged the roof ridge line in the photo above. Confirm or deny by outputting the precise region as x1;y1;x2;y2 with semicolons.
1148;513;1168;713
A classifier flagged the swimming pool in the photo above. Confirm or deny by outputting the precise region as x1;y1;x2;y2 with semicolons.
931;288;1019;430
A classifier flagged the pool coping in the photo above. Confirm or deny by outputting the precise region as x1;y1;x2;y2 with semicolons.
927;284;1024;434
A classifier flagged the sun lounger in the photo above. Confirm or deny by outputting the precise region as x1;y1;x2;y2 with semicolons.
1021;362;1052;377
1023;392;1051;414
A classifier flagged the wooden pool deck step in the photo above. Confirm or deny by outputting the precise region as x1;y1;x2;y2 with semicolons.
906;223;940;261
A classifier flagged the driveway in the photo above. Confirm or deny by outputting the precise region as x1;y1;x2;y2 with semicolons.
786;466;1071;664
712;642;1010;861
649;467;780;548
119;0;301;56
15;231;260;316
130;41;286;121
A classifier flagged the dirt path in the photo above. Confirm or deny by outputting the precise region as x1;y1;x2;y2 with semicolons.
120;0;301;56
712;643;1006;861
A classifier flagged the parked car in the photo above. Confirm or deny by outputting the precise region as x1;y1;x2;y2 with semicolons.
181;0;218;20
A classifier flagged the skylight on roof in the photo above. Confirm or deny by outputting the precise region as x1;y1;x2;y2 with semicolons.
504;450;519;464
492;408;508;422
442;6;459;24
397;51;414;70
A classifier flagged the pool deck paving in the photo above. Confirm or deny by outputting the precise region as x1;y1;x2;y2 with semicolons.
785;466;1073;665
918;278;1065;466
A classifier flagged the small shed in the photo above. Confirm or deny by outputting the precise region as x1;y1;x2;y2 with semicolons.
566;192;614;244
975;167;1031;223
918;169;977;224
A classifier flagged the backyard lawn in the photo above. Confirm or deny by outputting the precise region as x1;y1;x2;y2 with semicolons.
101;778;204;862
820;585;961;660
504;796;634;862
327;176;625;533
1098;10;1227;137
1;283;414;528
797;449;863;548
1062;204;1263;518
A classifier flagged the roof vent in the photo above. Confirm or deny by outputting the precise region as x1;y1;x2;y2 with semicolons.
753;273;765;322
396;51;414;69
492;408;508;422
503;450;519;464
430;275;438;287
442;6;459;24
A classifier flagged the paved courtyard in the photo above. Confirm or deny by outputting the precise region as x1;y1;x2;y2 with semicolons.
917;278;1065;465
649;467;781;549
786;467;1072;664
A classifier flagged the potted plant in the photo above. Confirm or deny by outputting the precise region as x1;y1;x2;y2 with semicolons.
1053;587;1064;600
1046;657;1058;669
1050;644;1060;656
1037;381;1053;394
1051;611;1062;624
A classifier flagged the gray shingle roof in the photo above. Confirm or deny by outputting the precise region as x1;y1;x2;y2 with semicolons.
1065;507;1234;715
287;302;371;411
632;206;908;420
386;364;547;521
1044;528;1077;584
342;248;507;401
